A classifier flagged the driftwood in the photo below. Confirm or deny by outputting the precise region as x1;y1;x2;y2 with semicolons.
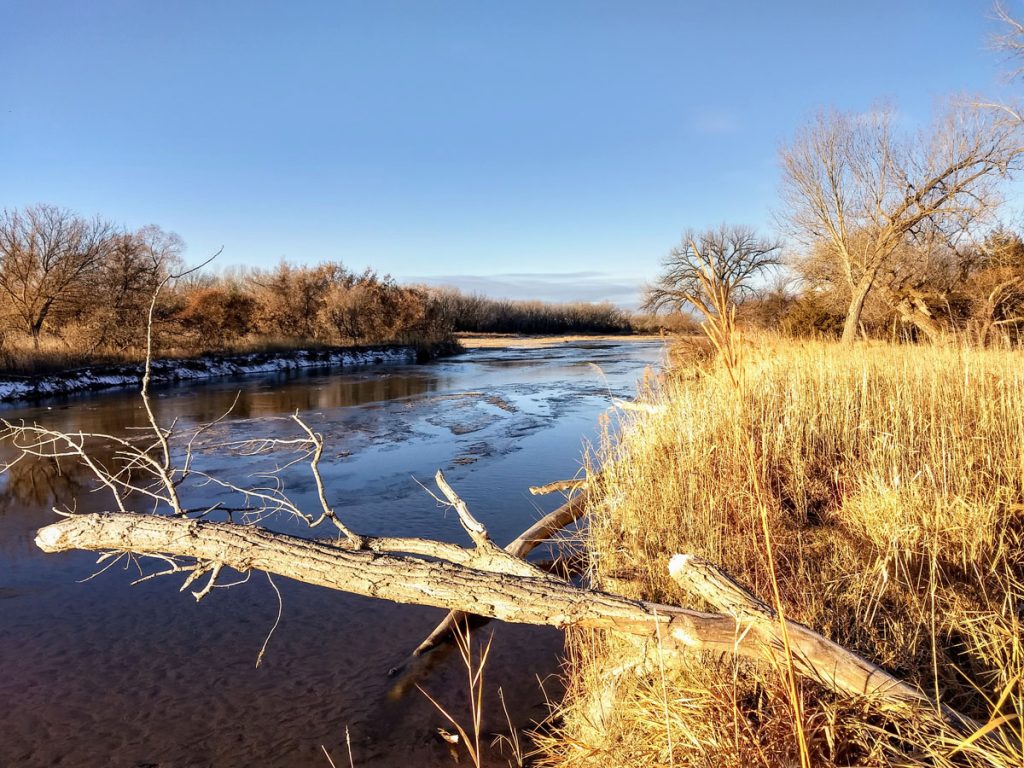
667;555;975;730
35;509;970;729
411;489;590;656
528;478;588;496
611;398;665;414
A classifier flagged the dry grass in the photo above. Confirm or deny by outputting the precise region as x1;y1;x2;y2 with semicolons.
0;333;379;376
539;336;1024;767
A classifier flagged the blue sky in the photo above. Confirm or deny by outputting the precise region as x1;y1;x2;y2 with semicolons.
2;1;1016;304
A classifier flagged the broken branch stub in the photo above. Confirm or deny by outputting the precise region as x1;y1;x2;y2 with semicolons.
432;470;546;580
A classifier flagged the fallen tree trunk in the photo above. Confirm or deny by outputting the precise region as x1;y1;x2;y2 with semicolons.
667;555;974;730
411;489;591;656
36;512;970;728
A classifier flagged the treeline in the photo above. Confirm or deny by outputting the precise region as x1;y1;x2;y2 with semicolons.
734;228;1024;344
0;204;656;371
718;226;1024;345
644;102;1024;346
0;205;451;365
174;262;449;350
426;287;632;335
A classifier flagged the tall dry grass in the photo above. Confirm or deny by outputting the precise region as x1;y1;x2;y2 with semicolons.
540;337;1024;767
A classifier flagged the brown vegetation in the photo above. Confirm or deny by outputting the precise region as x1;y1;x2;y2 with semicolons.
425;286;634;335
0;205;647;374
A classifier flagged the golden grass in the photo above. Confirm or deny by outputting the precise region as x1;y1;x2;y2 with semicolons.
539;336;1024;767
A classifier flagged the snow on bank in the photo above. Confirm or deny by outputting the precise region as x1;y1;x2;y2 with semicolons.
0;346;417;403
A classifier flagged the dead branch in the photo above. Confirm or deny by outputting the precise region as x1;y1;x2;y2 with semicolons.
612;398;666;415
666;554;975;731
529;478;588;496
410;489;590;657
290;414;362;547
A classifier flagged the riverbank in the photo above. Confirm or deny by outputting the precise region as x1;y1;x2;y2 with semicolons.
0;334;663;404
457;333;668;349
541;337;1024;767
0;344;440;403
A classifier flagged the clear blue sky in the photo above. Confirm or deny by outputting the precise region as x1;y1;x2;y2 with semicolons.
1;1;1015;304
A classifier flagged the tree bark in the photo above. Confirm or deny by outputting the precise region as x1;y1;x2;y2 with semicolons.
841;274;875;344
667;555;973;730
877;285;949;343
412;490;590;656
35;512;970;728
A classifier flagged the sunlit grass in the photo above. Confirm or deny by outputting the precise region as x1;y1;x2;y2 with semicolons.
539;336;1024;767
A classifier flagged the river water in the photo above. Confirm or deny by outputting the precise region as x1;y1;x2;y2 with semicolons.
0;340;665;767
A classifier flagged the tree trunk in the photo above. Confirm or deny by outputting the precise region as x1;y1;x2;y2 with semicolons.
878;286;948;344
31;296;55;350
841;274;874;344
35;512;971;728
412;490;590;656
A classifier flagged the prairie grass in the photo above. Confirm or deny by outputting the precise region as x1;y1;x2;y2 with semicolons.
539;336;1024;767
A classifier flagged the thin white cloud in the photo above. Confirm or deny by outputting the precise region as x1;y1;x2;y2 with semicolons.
692;107;741;136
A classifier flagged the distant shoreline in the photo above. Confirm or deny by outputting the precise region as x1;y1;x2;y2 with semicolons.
457;333;669;349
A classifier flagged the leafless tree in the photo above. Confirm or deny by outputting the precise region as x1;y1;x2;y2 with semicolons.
642;225;782;322
0;205;115;348
995;2;1024;85
86;225;185;352
778;104;1022;343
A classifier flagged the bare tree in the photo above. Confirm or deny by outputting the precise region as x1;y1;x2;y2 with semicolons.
642;225;782;321
86;225;185;352
0;205;114;348
778;104;1022;343
995;2;1024;86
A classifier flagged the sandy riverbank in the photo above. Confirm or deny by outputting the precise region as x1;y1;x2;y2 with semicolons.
457;333;668;349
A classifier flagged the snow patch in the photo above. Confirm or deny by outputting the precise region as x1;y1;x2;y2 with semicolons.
0;346;417;404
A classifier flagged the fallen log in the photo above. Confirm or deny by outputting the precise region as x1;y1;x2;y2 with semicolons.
34;511;738;645
35;512;971;728
667;555;976;731
410;489;591;656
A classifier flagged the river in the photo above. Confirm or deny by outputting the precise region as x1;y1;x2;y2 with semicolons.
0;340;665;767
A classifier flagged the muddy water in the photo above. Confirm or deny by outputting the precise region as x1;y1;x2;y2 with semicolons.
0;341;665;767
